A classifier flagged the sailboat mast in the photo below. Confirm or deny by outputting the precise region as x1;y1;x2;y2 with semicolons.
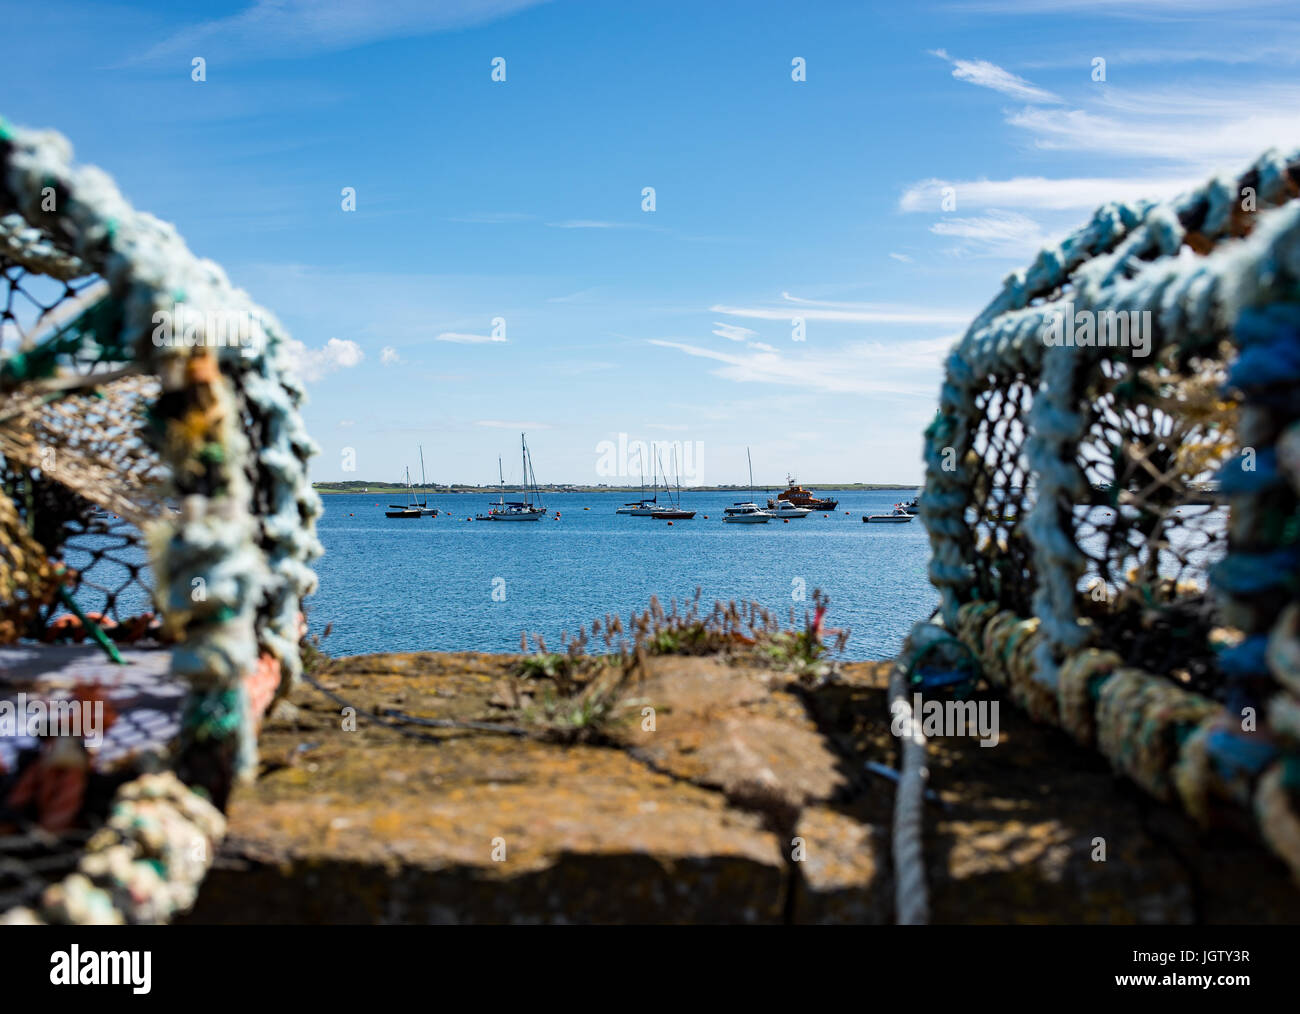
521;433;529;507
418;444;428;507
747;447;754;497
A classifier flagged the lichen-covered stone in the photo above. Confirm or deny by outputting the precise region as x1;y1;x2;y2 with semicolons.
183;652;1300;924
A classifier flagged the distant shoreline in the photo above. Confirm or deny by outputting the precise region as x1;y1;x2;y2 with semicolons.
313;482;920;495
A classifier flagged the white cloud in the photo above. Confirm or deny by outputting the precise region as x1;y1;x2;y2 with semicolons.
449;211;536;224
339;419;356;428
381;346;400;365
284;337;363;381
899;174;1195;213
889;252;914;263
930;49;1061;104
712;321;758;342
929;210;1056;259
475;420;551;429
1007;88;1300;171
137;0;551;64
547;288;599;303
547;220;646;230
713;297;973;326
435;332;507;344
649;335;959;397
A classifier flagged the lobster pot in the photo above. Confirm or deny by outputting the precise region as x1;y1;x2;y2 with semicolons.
0;120;320;922
920;148;1300;879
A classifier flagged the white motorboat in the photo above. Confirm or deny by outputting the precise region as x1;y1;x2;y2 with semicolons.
766;501;812;519
864;506;915;524
723;448;772;522
723;503;771;523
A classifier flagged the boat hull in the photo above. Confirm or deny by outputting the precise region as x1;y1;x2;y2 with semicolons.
651;510;696;519
863;514;913;523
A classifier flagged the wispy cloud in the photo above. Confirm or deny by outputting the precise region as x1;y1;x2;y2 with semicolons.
381;346;400;365
450;211;537;225
135;0;551;65
929;210;1056;259
930;48;1061;104
475;419;551;430
546;219;656;230
435;332;507;344
712;321;758;342
900;174;1195;212
547;287;600;303
714;295;973;326
649;335;958;397
889;252;914;263
953;0;1294;13
1007;86;1300;171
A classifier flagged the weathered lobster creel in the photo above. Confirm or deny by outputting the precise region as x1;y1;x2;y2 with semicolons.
920;147;1300;881
0;118;321;922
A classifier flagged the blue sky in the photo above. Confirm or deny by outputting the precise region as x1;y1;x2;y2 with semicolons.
6;0;1300;486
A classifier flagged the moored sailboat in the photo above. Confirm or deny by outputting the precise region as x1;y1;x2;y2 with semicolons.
477;434;547;521
651;447;695;519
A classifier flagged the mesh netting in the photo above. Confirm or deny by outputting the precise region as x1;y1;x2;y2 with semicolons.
0;118;320;924
921;147;1300;880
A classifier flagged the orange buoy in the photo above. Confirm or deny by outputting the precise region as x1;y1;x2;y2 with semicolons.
823;514;829;518
783;519;789;523
703;515;709;519
844;511;849;515
667;521;674;526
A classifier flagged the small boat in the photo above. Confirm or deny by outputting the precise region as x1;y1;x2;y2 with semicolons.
723;449;772;523
766;501;812;519
864;505;915;524
651;446;695;519
387;447;438;517
477;435;547;521
768;475;838;511
619;446;663;515
724;503;771;523
386;466;425;518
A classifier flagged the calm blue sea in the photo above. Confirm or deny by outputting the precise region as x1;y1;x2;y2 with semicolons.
309;489;937;661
